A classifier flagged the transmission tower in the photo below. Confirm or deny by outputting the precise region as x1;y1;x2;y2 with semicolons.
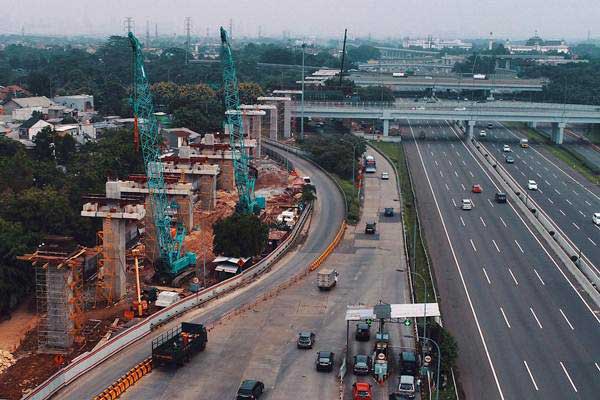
185;17;192;64
146;20;150;46
123;17;134;34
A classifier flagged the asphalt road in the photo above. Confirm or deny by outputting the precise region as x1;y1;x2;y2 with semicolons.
118;144;415;400
536;122;600;169
476;122;600;278
403;120;600;400
53;145;346;399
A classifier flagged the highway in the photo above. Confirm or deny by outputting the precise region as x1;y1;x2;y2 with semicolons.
537;122;600;169
403;120;600;400
119;144;415;400
476;122;600;277
53;145;346;399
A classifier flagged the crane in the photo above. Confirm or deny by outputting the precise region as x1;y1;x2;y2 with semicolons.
128;32;196;280
220;27;262;214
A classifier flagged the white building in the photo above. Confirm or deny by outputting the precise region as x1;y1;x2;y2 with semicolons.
53;95;94;112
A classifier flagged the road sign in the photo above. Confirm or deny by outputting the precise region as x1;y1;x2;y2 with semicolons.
403;319;412;327
424;355;432;364
366;319;373;326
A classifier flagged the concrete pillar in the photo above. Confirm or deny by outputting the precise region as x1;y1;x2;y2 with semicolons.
467;120;476;140
253;116;262;156
103;217;127;300
383;119;390;137
551;122;566;144
505;59;511;70
283;101;291;138
528;121;538;129
268;108;278;140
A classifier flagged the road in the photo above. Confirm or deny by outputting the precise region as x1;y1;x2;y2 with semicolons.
53;145;346;399
403;120;600;400
118;144;415;400
477;122;600;277
536;122;600;169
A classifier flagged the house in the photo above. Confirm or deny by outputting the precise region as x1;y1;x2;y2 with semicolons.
0;85;31;102
2;96;56;115
212;256;251;280
12;106;43;121
20;119;53;141
53;95;94;112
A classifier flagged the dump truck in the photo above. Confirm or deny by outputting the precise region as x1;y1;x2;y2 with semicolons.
317;269;338;290
152;322;207;368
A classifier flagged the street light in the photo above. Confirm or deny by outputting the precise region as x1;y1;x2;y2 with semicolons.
404;335;441;400
300;43;306;140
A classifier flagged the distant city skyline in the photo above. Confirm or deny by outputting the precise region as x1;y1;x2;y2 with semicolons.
0;0;598;41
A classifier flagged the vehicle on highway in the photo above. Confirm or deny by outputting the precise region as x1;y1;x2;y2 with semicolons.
352;381;373;400
315;351;334;372
397;375;417;398
302;176;312;184
355;323;371;341
384;207;394;217
454;107;466;111
479;129;487;137
487;123;493;129
297;331;315;349
399;351;418;375
236;380;264;399
365;221;377;234
416;106;426;110
527;180;538;190
462;199;474;210
593;212;600;225
473;73;487;80
152;322;207;368
393;72;407;78
503;144;512;152
381;171;390;180
353;354;371;375
505;154;515;163
495;192;507;203
365;155;377;173
317;268;338;290
373;333;390;382
472;184;483;193
520;138;529;148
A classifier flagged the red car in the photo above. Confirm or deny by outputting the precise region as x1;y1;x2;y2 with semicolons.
472;184;483;193
352;381;372;400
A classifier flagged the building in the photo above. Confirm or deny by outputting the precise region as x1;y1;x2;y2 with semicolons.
505;35;570;54
19;118;53;141
2;96;56;115
402;37;472;50
53;95;94;112
0;85;31;102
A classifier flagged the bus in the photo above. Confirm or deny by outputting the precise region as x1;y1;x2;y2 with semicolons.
365;155;377;173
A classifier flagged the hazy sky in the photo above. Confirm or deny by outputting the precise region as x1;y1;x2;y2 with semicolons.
1;0;598;40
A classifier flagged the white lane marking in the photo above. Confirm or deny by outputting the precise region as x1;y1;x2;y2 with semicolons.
554;188;561;195
585;200;592;206
523;361;539;391
470;239;477;252
530;307;543;329
452;198;457;207
536;173;542;178
565;199;573;206
449;160;453;166
538;188;544;194
559;309;575;330
572;190;579;196
492;239;500;252
454;170;459;177
482;267;491;284
508;268;519;285
500;307;511;328
560;362;578;392
435;160;439;166
544;180;550;185
440;170;444;177
520;171;526;177
533;269;545;285
543;166;549;172
596;362;600;373
559;209;566;216
445;183;450;191
588;237;597;246
460;216;465;226
455;151;460;157
547;198;554;205
562;181;567;186
461;183;466;191
529;166;534;171
487;198;494;207
578;210;586;217
469;171;474;178
499;216;507;227
430;151;434;156
409;122;506;400
514;240;524;254
462;160;466;166
552;173;558;178
572;222;580;230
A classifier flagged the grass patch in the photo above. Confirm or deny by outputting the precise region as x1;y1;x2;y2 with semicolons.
333;176;360;224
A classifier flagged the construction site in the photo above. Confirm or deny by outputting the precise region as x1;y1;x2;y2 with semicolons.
0;30;311;400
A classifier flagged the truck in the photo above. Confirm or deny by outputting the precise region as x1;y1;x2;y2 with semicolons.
393;72;407;78
317;268;338;290
152;322;207;368
364;155;377;173
372;331;390;383
520;138;529;148
473;73;487;80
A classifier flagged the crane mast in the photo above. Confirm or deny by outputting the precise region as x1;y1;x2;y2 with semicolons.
128;32;196;279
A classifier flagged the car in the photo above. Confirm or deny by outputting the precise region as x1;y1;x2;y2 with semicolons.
503;145;512;152
315;351;335;372
302;176;311;184
352;382;373;400
454;107;466;111
353;354;371;375
297;331;315;349
416;106;425;110
495;192;507;203
365;221;376;234
472;184;483;193
236;380;264;399
397;375;416;398
479;129;487;137
399;351;418;376
505;155;515;163
462;199;473;210
593;212;600;225
355;323;371;341
384;207;394;217
527;180;538;190
487;123;493;129
381;172;389;180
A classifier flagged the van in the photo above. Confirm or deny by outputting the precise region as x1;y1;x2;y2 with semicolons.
397;375;416;398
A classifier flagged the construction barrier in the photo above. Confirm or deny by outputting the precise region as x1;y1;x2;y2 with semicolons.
93;358;152;400
309;222;346;271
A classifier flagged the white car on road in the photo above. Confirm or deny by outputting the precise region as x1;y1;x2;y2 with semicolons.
479;130;487;137
462;199;474;210
503;145;512;152
593;212;600;225
527;180;538;190
381;172;389;180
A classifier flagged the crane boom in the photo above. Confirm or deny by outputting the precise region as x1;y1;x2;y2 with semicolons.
128;32;196;278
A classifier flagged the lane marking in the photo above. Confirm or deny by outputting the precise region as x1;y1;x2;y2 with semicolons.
508;268;518;285
530;307;543;329
572;190;579;196
565;199;573;206
500;307;511;328
595;362;600;373
480;217;487;228
452;198;457;207
469;171;475;178
577;210;586;217
499;216;507;227
538;188;544;194
588;237;597;246
523;361;539;391
514;240;524;254
559;308;575;330
585;200;592;206
536;173;542;178
454;170;459;177
487;198;494;207
544;180;550;185
461;183;466;191
520;171;526;177
572;222;580;230
559;209;566;216
445;183;450;191
554;188;561;195
547;198;554;205
462;160;466;166
492;239;500;252
460;216;465;226
435;160;439;166
533;269;545;285
560;362;578;393
482;267;491;284
449;160;453;166
470;239;477;252
440;170;444;178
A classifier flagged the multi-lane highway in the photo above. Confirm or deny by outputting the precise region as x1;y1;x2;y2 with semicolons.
403;120;600;400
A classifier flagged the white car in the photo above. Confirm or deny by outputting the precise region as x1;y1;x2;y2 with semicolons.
527;180;538;190
454;107;466;111
503;145;512;152
479;130;487;137
462;199;474;210
381;172;389;180
593;212;600;225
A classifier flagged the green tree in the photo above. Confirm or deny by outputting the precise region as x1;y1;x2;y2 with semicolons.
213;213;269;257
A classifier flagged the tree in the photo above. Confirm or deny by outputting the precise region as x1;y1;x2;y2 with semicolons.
238;82;265;105
213;213;269;257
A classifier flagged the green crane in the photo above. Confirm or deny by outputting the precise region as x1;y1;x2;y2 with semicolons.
128;32;196;280
220;27;263;214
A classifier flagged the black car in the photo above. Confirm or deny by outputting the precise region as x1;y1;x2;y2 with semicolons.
353;354;371;375
399;351;418;376
316;351;335;372
297;331;315;349
384;207;394;217
365;221;376;234
505;155;515;164
355;323;371;341
495;192;507;204
236;380;264;399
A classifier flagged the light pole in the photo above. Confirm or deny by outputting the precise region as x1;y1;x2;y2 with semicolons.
300;43;306;140
404;335;441;400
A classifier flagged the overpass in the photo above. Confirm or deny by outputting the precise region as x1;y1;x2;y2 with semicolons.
287;100;600;144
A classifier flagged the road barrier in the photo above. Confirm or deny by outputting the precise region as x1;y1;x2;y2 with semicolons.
309;221;346;271
93;358;152;400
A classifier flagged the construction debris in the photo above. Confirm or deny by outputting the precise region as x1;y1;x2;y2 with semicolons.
0;350;16;375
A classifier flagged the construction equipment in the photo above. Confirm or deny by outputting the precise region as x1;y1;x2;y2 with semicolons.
128;32;196;280
220;27;263;214
152;322;207;368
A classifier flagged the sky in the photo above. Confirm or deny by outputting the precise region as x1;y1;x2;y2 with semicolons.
0;0;598;41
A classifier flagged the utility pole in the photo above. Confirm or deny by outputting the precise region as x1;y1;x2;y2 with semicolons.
185;17;192;65
301;43;306;140
124;17;134;34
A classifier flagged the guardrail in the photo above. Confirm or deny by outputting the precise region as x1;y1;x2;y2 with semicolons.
23;152;317;400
